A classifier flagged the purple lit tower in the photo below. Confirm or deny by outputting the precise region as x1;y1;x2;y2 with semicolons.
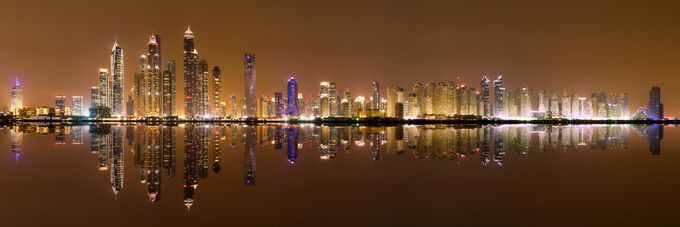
286;76;298;117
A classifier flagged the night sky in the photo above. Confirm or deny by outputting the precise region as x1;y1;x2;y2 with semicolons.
1;0;679;115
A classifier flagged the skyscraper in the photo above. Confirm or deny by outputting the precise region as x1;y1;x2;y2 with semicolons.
162;60;176;117
387;86;397;117
371;81;380;110
480;75;491;118
537;89;547;112
183;26;197;118
518;87;532;118
196;59;210;117
328;82;338;117
229;93;237;117
146;34;162;117
55;95;66;115
72;96;83;116
134;55;148;117
274;92;283;118
212;66;221;117
622;92;629;119
90;86;99;109
647;86;663;120
286;76;298;117
244;53;256;118
98;68;110;108
320;82;331;117
492;75;503;117
126;94;134;116
11;78;23;114
561;90;571;118
571;93;580;118
550;92;559;117
110;41;124;116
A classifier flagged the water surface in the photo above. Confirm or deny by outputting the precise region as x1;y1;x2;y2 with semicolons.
1;123;678;226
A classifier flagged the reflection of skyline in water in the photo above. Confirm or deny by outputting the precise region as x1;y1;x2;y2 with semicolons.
4;123;668;208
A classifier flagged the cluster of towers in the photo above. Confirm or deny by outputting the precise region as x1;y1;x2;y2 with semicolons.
92;42;125;116
95;27;247;119
489;75;631;120
377;75;634;120
3;25;666;121
231;75;644;120
397;81;483;119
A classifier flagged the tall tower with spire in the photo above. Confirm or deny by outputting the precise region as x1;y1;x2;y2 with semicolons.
183;26;197;118
146;34;162;117
110;41;124;116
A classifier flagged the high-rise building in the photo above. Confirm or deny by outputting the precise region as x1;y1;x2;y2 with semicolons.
537;89;547;112
320;82;331;117
328;82;338;117
55;95;66;115
274;92;283;118
183;26;197;118
72;96;83;116
396;87;405;118
621;92;629;119
571;94;580;118
229;93;237;117
286;76;298;117
90;86;99;109
162;60;176;117
408;93;419;118
480;75;491;118
212;66;221;117
196;59;210;117
244;54;256;118
10;78;23;114
387;86;397;117
110;41;124;116
493;75;503;117
561;90;571;118
647;86;663;120
98;68;110;108
457;84;469;115
370;81;380;110
134;55;148;117
446;81;457;115
126;94;134;116
146;34;162;117
518;87;532;118
549;92;559;117
342;88;352;117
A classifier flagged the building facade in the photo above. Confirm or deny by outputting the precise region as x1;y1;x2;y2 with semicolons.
244;54;256;118
110;42;124;116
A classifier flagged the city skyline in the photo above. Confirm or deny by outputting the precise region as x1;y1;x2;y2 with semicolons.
5;1;680;226
2;0;680;116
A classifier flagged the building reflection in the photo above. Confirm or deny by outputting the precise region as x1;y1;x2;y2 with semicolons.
89;124;124;195
72;126;83;144
184;124;209;209
244;125;256;185
646;125;663;155
11;126;23;161
286;127;298;164
3;123;671;209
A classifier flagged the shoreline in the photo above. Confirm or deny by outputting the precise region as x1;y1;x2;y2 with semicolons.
8;118;678;125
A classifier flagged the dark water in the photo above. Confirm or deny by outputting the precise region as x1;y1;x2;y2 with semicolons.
1;123;678;226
